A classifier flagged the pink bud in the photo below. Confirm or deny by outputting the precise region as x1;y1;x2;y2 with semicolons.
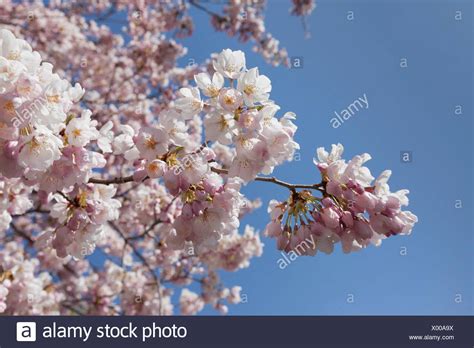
289;232;303;250
133;168;148;182
309;222;324;236
163;170;180;195
386;196;401;210
276;232;290;250
354;220;374;239
355;192;378;211
299;224;312;240
321;207;340;228
347;179;364;194
326;181;342;196
341;211;354;227
321;197;334;207
370;214;390;235
316;163;328;172
264;221;282;237
386;216;404;234
3;141;19;159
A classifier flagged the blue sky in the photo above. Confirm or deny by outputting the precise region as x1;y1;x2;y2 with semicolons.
175;0;473;315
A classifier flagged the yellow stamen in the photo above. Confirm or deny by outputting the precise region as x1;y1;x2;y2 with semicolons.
183;189;196;203
207;86;219;97
145;136;157;149
47;95;61;103
7;51;20;60
77;189;88;208
20;126;31;136
3;100;15;114
18;85;32;95
244;84;256;96
218;115;229;130
223;95;235;105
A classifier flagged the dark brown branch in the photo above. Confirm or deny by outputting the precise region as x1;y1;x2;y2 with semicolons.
61;302;86;316
88;166;324;193
210;167;324;192
188;0;226;19
88;175;135;185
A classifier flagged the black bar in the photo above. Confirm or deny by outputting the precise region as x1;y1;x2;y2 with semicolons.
0;316;472;347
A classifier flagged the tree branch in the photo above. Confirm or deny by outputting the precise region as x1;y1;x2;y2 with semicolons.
88;167;324;193
88;175;135;185
188;0;226;19
108;221;164;314
210;167;324;192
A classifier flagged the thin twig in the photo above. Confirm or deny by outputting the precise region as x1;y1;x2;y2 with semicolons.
211;167;324;192
88;175;135;185
89;167;323;192
10;223;78;277
188;0;225;19
126;219;162;241
108;221;163;314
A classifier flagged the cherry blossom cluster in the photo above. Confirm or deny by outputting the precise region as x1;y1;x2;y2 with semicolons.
0;178;32;237
200;225;263;271
0;0;309;69
208;1;290;66
176;48;299;182
0;1;308;315
0;2;419;316
0;241;63;315
180;272;242;315
0;29;106;190
118;48;298;255
265;144;418;255
37;185;121;259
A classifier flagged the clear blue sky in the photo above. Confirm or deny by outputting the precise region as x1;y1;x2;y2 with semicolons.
104;0;473;315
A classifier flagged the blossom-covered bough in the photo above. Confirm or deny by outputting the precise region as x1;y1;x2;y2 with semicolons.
0;1;416;315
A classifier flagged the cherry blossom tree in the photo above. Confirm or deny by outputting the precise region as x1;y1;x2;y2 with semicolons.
0;0;417;315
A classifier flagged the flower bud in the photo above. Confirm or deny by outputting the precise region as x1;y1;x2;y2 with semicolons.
354;220;374;239
276;232;290;250
321;207;340;228
133;168;148;182
264;221;282;237
341;211;354;227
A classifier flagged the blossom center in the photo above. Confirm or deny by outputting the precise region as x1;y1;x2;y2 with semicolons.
244;85;255;96
223;95;235;105
7;51;20;60
207;86;219;97
47;95;61;103
3;100;15;115
145;136;157;149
